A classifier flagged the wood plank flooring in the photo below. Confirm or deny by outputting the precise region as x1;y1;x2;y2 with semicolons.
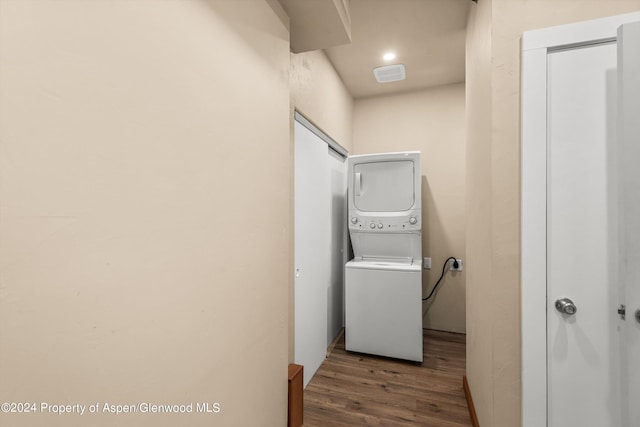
303;329;471;427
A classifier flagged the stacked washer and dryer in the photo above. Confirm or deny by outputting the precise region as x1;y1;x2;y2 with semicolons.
345;151;423;363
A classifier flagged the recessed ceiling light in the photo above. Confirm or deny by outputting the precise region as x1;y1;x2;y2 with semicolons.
383;52;396;61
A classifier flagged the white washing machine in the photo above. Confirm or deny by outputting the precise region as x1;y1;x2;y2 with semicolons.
345;151;423;362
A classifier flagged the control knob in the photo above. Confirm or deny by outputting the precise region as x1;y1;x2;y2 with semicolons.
370;223;376;229
351;217;358;224
377;223;383;229
409;217;418;225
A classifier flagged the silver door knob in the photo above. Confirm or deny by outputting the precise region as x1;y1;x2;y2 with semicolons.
555;298;577;316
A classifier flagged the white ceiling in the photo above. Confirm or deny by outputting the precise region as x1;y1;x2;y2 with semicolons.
324;0;470;99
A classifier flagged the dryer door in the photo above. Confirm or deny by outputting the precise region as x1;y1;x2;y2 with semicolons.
353;160;415;212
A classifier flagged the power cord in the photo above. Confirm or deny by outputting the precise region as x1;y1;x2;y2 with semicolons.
423;256;458;301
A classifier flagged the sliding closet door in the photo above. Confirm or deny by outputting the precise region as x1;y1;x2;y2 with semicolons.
294;117;346;387
327;149;347;348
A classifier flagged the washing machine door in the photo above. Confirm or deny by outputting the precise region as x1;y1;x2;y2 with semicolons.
349;231;422;261
345;257;421;271
345;259;423;362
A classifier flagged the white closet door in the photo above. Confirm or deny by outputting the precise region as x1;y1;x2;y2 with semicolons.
294;120;331;388
521;12;640;427
327;149;346;348
546;41;620;427
618;21;640;427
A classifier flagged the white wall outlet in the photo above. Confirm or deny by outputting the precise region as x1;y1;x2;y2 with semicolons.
423;257;431;269
449;259;463;271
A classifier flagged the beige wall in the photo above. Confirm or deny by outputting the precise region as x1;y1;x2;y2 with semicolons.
0;1;290;426
464;1;494;424
288;49;354;360
465;1;640;426
353;84;466;333
290;49;354;151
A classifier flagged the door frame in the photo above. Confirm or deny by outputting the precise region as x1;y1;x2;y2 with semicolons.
521;11;640;427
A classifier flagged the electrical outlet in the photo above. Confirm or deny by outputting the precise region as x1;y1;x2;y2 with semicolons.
449;259;463;271
423;257;431;269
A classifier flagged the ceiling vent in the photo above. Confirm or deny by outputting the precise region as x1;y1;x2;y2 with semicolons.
373;64;406;83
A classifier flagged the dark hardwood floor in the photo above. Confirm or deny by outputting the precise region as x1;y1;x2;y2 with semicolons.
303;329;471;427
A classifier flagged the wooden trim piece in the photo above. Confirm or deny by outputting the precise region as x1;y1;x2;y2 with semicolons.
463;375;480;427
288;364;304;427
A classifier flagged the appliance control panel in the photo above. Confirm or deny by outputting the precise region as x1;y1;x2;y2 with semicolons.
349;215;421;232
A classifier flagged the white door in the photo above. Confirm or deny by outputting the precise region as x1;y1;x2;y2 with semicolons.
294;117;346;387
547;41;621;427
327;149;347;348
546;27;640;426
618;21;640;426
521;12;640;427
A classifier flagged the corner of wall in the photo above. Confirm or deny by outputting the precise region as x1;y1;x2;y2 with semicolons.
464;0;495;425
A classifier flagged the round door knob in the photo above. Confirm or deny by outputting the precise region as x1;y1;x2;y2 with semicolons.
409;217;417;225
351;217;358;224
555;298;577;316
370;223;376;229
